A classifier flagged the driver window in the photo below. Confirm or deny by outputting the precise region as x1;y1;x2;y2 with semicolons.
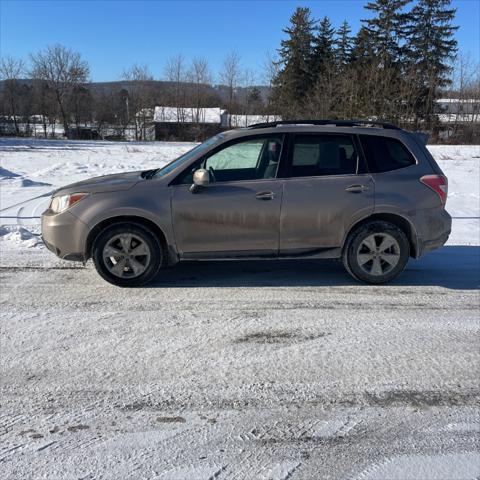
204;135;283;183
206;140;263;170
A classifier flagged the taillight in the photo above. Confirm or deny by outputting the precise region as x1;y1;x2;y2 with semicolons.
420;175;448;204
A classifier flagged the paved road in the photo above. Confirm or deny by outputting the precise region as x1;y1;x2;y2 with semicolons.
1;247;479;479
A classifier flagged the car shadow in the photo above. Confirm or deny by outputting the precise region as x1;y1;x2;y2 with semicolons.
148;245;479;290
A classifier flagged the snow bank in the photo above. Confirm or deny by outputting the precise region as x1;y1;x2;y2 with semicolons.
0;225;43;248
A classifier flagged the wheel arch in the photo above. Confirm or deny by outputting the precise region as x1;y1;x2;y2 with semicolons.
86;215;177;264
343;212;419;258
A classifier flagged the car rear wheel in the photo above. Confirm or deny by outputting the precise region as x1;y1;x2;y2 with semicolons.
343;221;410;284
92;223;163;287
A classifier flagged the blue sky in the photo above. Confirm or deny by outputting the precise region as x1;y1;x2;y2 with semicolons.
1;0;479;82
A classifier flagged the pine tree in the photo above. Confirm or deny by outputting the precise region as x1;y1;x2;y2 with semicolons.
351;26;377;64
311;16;336;78
306;17;337;118
271;7;315;116
349;26;380;117
362;0;411;66
405;0;458;129
336;20;353;68
361;0;411;120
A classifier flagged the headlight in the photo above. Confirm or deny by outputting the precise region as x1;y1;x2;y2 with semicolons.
50;193;89;213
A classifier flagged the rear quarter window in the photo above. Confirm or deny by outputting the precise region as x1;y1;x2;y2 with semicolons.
360;135;415;173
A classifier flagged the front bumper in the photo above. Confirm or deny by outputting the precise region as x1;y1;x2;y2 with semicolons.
41;210;89;262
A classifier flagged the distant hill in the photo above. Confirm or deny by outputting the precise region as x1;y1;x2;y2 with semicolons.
0;79;272;107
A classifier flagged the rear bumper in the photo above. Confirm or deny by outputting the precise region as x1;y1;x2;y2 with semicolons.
415;208;451;257
417;231;450;256
41;210;89;262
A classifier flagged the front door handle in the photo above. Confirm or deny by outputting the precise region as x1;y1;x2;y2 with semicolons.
256;191;275;200
345;184;369;193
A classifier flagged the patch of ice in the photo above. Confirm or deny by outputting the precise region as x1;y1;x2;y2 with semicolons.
356;452;480;480
313;419;348;438
443;422;480;433
158;465;225;479
261;462;301;480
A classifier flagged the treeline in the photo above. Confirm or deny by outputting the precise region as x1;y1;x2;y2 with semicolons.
0;49;265;140
269;0;467;132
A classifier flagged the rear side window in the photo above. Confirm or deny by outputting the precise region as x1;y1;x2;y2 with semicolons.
360;135;415;173
289;134;358;177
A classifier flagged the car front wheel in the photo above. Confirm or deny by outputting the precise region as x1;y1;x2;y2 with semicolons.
92;223;163;287
343;221;410;284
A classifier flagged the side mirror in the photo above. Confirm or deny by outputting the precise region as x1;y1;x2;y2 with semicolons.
190;168;210;193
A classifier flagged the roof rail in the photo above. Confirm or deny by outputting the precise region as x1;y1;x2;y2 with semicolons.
248;119;401;130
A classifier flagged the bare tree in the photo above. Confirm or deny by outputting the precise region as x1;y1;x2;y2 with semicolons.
164;54;187;122
122;64;154;140
92;90;118;139
0;56;25;135
188;57;212;123
30;44;89;136
32;81;58;138
219;51;241;123
240;68;256;121
69;85;93;131
449;53;480;142
262;51;281;120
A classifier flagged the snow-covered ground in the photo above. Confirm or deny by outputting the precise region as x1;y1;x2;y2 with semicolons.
0;138;479;479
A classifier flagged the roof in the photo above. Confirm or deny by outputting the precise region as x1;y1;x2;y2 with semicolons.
154;106;224;124
438;113;480;123
222;124;409;141
228;114;282;127
437;98;480;104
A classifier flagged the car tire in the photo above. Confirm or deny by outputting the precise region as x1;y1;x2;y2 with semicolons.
343;221;410;284
92;222;163;287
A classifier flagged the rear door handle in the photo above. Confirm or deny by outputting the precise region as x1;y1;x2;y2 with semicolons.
255;191;275;200
345;184;369;193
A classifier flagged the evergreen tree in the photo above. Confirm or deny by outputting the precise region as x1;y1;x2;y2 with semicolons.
307;17;337;118
271;7;315;116
361;0;411;120
349;26;380;117
405;0;458;128
351;26;377;64
336;20;354;68
311;16;336;78
362;0;411;65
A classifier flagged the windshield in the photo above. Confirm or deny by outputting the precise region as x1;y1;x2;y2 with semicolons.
153;134;224;178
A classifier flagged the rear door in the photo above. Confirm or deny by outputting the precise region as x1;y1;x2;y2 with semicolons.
279;133;374;254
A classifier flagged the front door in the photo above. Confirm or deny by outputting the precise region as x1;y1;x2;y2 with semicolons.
280;133;374;254
171;134;285;258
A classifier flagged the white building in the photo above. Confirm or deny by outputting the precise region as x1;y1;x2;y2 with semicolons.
436;98;480;123
154;107;225;125
226;114;282;128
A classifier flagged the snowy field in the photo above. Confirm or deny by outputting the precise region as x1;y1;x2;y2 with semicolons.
0;138;479;479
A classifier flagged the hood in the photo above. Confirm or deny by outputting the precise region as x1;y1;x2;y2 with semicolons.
55;171;145;196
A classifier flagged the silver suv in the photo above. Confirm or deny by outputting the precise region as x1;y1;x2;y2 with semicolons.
41;120;451;287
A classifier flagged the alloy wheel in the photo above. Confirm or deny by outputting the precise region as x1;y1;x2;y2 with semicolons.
102;233;151;278
356;233;401;276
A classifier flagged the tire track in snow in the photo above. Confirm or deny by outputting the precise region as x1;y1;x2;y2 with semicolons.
0;443;26;462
